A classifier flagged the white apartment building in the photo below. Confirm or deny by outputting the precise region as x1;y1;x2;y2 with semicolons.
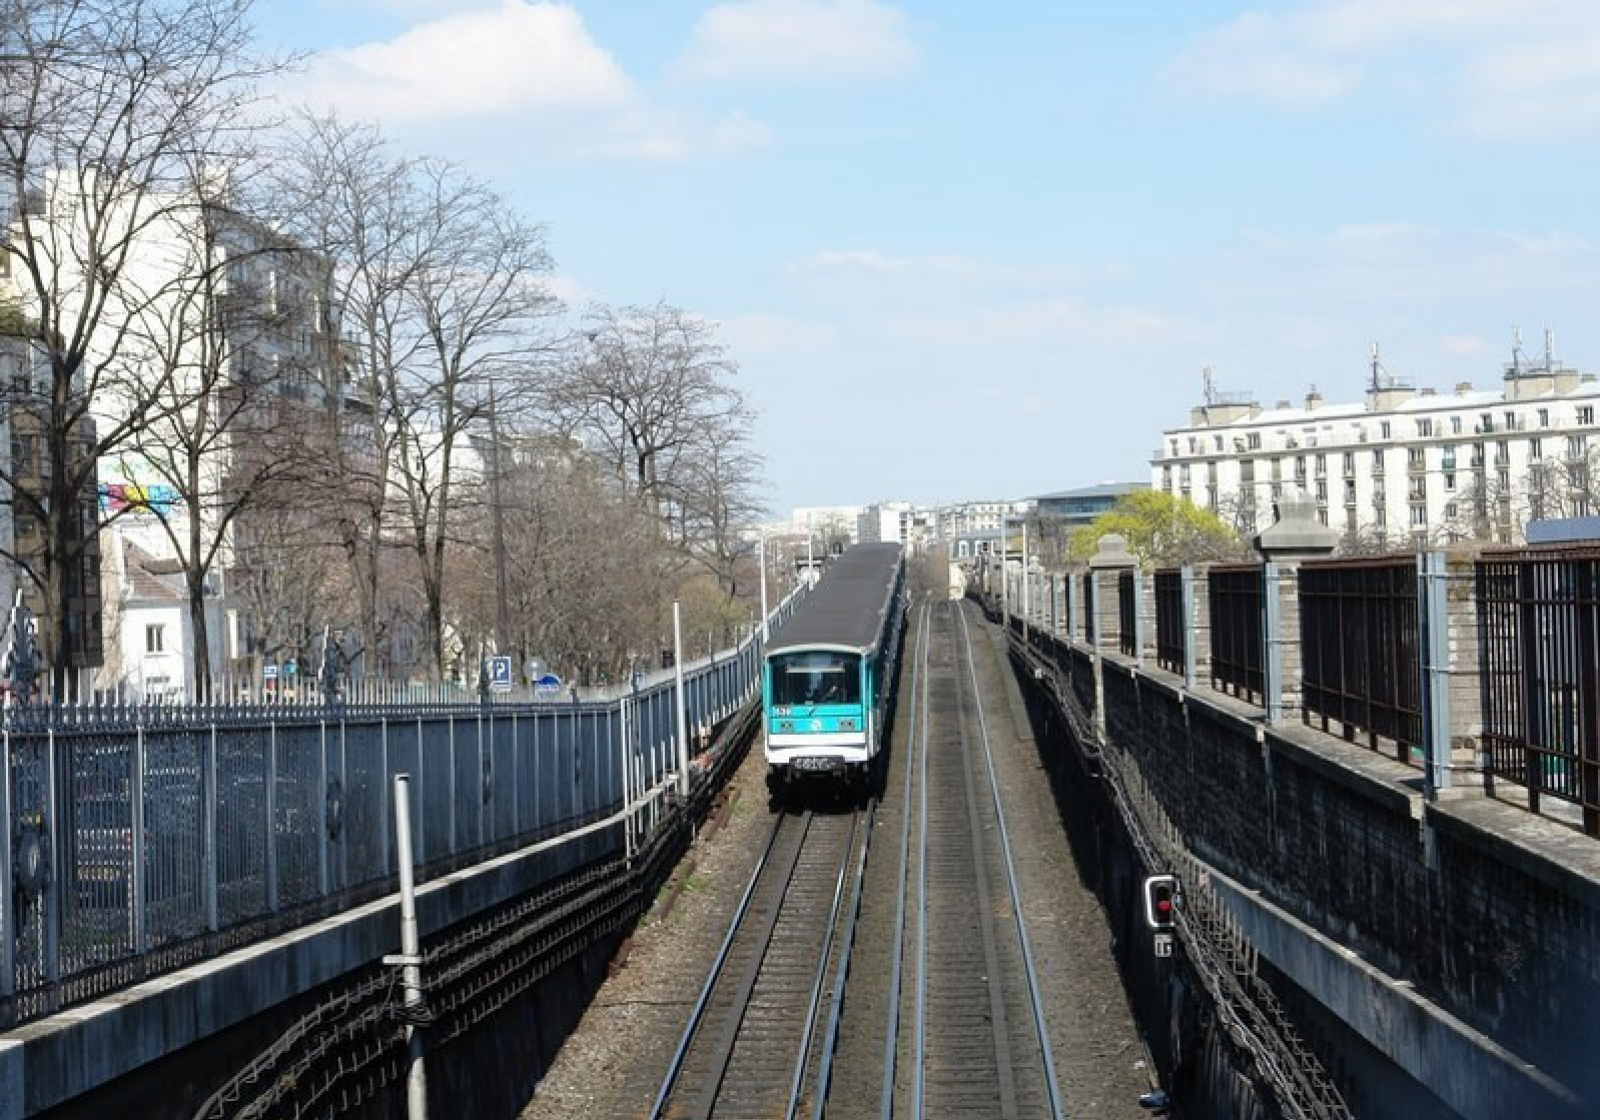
1151;347;1600;549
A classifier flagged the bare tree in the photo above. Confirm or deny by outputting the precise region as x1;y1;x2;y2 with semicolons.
390;162;558;679
553;302;745;519
0;0;281;698
268;113;423;678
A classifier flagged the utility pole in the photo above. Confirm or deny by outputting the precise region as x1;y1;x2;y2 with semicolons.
487;389;511;652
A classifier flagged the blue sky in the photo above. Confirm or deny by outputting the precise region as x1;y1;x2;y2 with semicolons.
251;0;1600;516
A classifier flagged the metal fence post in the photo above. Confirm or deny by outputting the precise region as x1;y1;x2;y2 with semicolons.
1264;562;1284;725
1181;565;1197;689
318;719;330;900
1419;551;1453;797
43;724;59;994
1;724;13;1009
205;723;219;932
266;720;279;914
133;721;148;953
1132;572;1146;666
381;717;392;873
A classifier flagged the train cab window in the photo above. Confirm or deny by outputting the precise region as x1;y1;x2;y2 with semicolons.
770;651;862;706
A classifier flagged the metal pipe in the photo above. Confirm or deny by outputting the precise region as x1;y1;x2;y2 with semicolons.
392;773;429;1120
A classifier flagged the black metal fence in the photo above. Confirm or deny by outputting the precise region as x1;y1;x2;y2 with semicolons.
1477;546;1600;836
1154;569;1185;676
1118;569;1137;658
1298;557;1422;760
1208;564;1264;704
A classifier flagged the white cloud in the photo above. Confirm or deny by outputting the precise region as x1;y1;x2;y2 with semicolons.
285;2;776;160
719;311;838;356
1168;0;1600;137
1440;334;1492;356
674;0;917;83
295;1;632;122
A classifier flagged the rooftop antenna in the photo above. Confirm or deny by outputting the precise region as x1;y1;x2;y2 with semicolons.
1511;325;1526;373
1545;327;1556;370
1369;342;1386;392
1202;365;1215;405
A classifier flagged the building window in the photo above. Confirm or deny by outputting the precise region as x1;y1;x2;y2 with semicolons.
1372;449;1385;474
1580;406;1595;425
1445;502;1458;520
1246;432;1261;450
1444;472;1455;491
1495;440;1509;467
1538;408;1549;427
1451;416;1462;435
1407;447;1425;468
1530;437;1542;459
1315;479;1327;502
1417;418;1434;438
1344;480;1357;505
146;624;165;654
1214;434;1224;451
1380;420;1392;439
1569;435;1588;459
1315;453;1326;477
1410;505;1427;527
1342;451;1355;475
1375;507;1387;527
1505;411;1517;431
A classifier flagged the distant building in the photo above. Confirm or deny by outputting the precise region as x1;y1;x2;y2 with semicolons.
1150;336;1600;549
1033;482;1147;529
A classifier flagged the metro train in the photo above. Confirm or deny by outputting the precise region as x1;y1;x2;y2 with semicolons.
761;541;907;800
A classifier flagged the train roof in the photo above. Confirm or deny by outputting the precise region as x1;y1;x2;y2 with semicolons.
767;542;903;656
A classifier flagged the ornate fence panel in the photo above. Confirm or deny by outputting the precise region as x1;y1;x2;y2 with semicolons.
1208;564;1265;705
1154;569;1186;676
1298;557;1422;761
1477;546;1600;836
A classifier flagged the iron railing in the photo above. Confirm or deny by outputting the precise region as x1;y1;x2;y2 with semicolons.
1208;564;1264;705
1477;546;1600;836
0;595;802;1030
1154;569;1185;675
1117;570;1137;658
1298;557;1423;761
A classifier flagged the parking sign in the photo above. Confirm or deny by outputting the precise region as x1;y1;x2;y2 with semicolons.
488;655;513;692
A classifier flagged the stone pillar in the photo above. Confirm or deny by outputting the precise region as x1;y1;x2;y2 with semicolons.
1442;544;1486;789
1088;534;1137;653
1253;490;1338;724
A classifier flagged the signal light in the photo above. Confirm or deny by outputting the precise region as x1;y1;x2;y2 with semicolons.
1143;874;1178;932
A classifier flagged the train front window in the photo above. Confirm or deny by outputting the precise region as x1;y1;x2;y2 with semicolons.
771;651;861;706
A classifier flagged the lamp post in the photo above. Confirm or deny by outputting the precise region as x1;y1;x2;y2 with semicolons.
758;530;770;643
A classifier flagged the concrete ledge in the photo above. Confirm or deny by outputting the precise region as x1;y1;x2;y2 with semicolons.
3;816;626;1120
1431;796;1600;910
1208;863;1583;1120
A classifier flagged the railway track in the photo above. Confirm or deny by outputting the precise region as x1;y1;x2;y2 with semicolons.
650;805;868;1120
649;597;1064;1120
888;599;1063;1120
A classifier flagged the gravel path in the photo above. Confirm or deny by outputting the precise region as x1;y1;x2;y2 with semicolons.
520;602;1153;1120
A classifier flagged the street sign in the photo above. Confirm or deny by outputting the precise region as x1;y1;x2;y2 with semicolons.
263;664;279;681
283;658;297;676
1153;932;1173;958
534;673;563;697
488;655;513;692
